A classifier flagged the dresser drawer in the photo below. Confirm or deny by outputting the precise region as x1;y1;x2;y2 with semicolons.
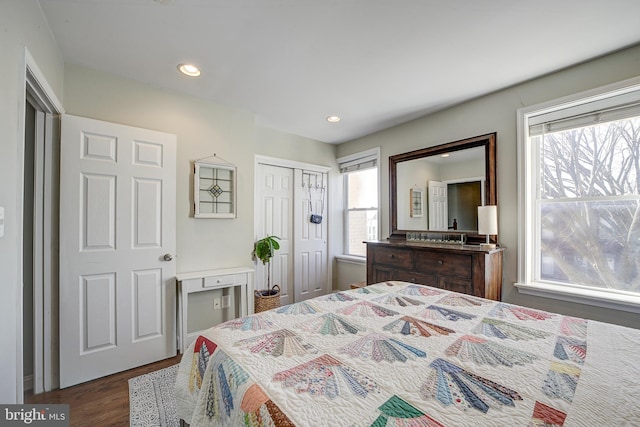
415;252;472;278
394;270;437;287
369;265;395;283
366;241;504;301
438;276;473;296
371;247;413;268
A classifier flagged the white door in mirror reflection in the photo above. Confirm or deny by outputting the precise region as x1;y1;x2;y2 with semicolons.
428;180;447;230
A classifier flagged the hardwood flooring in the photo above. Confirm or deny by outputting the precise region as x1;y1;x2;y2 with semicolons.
25;354;182;427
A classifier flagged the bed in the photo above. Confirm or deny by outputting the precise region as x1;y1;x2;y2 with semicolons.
174;281;640;426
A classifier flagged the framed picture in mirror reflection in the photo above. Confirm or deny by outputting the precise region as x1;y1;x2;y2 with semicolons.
409;187;423;217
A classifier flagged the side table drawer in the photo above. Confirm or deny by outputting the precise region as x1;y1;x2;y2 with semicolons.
415;252;471;278
203;274;237;288
371;247;413;268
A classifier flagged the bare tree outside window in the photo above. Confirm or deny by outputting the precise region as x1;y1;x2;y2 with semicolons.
537;118;640;292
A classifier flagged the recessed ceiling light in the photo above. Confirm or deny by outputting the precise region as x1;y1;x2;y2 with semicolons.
441;153;450;158
177;64;201;77
326;115;341;123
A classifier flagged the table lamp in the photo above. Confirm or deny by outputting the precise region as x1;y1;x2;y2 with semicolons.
478;205;498;249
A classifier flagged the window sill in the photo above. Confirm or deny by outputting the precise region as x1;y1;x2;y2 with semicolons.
515;281;640;314
335;254;366;265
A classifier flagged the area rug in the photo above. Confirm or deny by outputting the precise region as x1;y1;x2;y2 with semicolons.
129;364;180;427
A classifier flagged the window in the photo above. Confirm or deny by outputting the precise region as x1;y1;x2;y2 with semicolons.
517;78;640;313
338;148;380;257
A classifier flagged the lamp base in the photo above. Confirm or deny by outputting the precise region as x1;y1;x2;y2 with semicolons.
480;243;496;250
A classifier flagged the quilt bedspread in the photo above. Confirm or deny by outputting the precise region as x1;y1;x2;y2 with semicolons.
174;281;640;426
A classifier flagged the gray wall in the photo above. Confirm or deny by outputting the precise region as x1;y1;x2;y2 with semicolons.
334;258;367;291
0;0;64;403
1;1;339;402
62;64;341;344
3;0;640;404
337;44;640;329
63;63;339;276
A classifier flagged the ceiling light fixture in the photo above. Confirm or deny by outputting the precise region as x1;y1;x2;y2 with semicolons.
441;153;450;158
326;115;341;123
177;63;201;77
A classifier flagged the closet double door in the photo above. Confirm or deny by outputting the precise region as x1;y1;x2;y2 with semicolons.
256;163;328;305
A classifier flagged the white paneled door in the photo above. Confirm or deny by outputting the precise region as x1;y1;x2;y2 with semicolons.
255;161;329;306
256;164;294;305
294;170;328;302
428;180;447;231
59;115;176;388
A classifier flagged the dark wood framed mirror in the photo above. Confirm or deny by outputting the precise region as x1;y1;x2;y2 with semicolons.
389;132;497;244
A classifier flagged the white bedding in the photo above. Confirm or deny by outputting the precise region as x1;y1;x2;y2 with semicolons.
174;281;640;426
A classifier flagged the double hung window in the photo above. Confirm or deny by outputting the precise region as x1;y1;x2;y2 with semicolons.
338;148;380;257
517;79;640;312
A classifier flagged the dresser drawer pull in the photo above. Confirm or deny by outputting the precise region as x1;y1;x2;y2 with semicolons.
389;254;396;259
437;260;444;265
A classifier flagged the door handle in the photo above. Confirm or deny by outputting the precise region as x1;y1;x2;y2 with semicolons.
163;253;173;261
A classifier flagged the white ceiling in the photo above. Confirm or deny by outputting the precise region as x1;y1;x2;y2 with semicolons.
38;0;640;144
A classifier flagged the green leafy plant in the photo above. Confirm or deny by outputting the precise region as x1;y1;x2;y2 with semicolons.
252;235;280;291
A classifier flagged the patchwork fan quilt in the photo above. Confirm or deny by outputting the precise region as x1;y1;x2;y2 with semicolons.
174;281;640;426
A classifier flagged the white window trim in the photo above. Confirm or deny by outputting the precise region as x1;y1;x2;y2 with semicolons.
335;254;367;265
338;147;381;258
516;76;640;314
337;147;380;171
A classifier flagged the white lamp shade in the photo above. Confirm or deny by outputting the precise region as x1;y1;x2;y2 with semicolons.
478;205;498;235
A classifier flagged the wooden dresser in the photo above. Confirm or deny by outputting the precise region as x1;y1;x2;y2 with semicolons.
366;240;504;300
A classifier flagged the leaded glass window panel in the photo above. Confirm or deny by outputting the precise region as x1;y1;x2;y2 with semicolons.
194;161;236;218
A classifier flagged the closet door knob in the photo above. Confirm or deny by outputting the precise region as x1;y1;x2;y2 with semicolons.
163;253;173;261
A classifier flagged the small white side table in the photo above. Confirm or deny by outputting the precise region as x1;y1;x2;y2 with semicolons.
175;267;254;353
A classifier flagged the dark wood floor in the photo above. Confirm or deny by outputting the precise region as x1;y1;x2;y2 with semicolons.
25;355;182;426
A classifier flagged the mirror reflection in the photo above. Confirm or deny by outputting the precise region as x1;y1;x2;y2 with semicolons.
389;133;496;244
397;147;485;231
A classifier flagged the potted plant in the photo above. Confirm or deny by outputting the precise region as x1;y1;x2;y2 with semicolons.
252;235;281;312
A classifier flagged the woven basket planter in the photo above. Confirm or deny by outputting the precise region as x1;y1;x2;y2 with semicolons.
254;285;281;313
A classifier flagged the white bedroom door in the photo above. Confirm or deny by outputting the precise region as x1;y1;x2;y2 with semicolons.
59;115;177;388
294;170;328;302
256;163;294;305
428;180;448;231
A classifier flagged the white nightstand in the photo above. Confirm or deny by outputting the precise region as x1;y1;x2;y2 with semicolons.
175;267;254;353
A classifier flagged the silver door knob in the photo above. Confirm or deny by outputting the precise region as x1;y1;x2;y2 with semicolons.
163;253;173;261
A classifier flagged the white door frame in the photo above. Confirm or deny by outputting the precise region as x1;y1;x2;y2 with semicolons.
254;156;332;299
443;176;486;204
17;48;64;400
